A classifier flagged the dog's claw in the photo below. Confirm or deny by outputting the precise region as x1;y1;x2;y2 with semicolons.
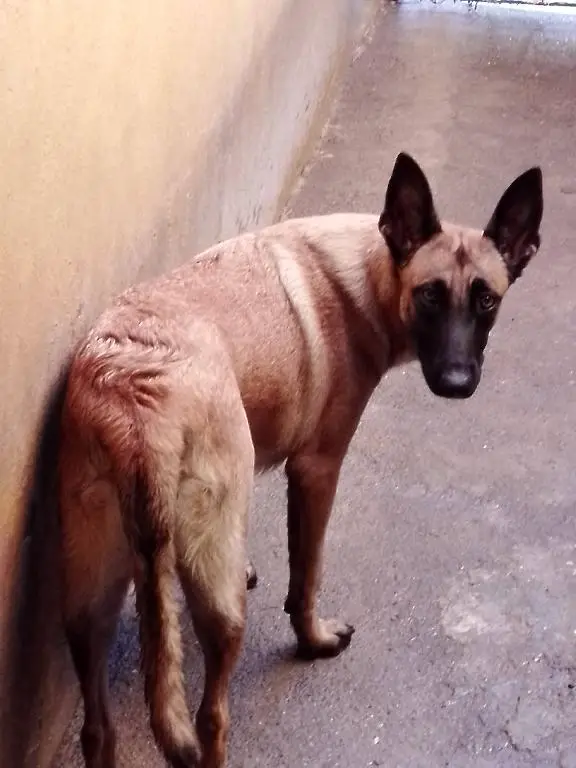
245;562;258;591
295;619;355;660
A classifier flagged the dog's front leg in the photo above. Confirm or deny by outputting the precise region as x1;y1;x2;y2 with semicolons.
284;453;355;659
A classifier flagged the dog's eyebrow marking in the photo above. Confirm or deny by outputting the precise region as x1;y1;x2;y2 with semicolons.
455;244;469;269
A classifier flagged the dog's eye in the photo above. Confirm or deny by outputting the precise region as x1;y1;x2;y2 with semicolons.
477;292;497;313
418;283;443;307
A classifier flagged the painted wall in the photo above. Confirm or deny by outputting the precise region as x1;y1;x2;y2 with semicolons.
0;1;367;764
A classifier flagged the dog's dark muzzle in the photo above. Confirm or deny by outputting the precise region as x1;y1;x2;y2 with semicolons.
414;305;489;400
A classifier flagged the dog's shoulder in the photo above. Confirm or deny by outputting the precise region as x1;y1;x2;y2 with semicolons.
251;214;397;365
258;213;385;294
261;213;381;257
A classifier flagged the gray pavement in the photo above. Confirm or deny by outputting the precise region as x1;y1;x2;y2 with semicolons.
53;2;576;766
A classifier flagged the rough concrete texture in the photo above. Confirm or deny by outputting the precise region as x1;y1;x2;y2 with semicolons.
53;2;576;766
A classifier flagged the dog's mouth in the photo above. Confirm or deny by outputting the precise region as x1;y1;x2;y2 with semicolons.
422;362;481;400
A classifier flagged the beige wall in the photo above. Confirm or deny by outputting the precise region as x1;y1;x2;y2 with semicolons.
0;0;367;765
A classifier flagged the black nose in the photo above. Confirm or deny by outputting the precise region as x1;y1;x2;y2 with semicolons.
436;364;477;398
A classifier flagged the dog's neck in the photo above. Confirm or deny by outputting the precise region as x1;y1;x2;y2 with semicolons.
291;213;415;381
363;246;415;377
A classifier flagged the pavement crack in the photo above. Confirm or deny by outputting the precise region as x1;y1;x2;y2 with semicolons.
501;695;536;756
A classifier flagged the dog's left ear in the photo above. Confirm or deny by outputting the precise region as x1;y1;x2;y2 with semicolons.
379;152;442;267
483;167;543;284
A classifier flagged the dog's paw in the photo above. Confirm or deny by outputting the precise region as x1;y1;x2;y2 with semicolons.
295;618;355;660
245;561;258;591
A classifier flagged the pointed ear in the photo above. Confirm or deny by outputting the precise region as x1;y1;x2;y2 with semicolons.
378;152;442;266
483;167;543;284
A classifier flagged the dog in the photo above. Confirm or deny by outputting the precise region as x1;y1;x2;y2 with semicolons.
58;152;543;768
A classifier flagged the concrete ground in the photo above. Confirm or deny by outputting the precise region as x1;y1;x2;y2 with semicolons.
53;2;576;767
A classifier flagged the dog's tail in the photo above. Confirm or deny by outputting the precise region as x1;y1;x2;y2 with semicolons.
121;459;200;768
71;343;200;767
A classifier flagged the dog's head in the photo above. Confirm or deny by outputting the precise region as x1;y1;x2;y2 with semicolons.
379;152;543;399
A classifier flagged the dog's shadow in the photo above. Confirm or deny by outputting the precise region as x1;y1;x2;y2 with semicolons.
1;366;73;767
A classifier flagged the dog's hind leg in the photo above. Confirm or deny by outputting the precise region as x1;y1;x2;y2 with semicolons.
177;562;246;768
284;452;355;660
60;454;131;768
65;574;129;768
175;393;254;768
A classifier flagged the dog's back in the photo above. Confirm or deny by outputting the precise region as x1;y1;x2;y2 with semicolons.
70;213;396;470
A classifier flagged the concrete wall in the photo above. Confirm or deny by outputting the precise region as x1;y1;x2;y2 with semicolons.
0;1;367;764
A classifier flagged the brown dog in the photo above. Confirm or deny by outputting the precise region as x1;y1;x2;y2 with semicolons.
58;153;543;768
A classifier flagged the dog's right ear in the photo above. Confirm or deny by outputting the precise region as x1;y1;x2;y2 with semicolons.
378;152;442;267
